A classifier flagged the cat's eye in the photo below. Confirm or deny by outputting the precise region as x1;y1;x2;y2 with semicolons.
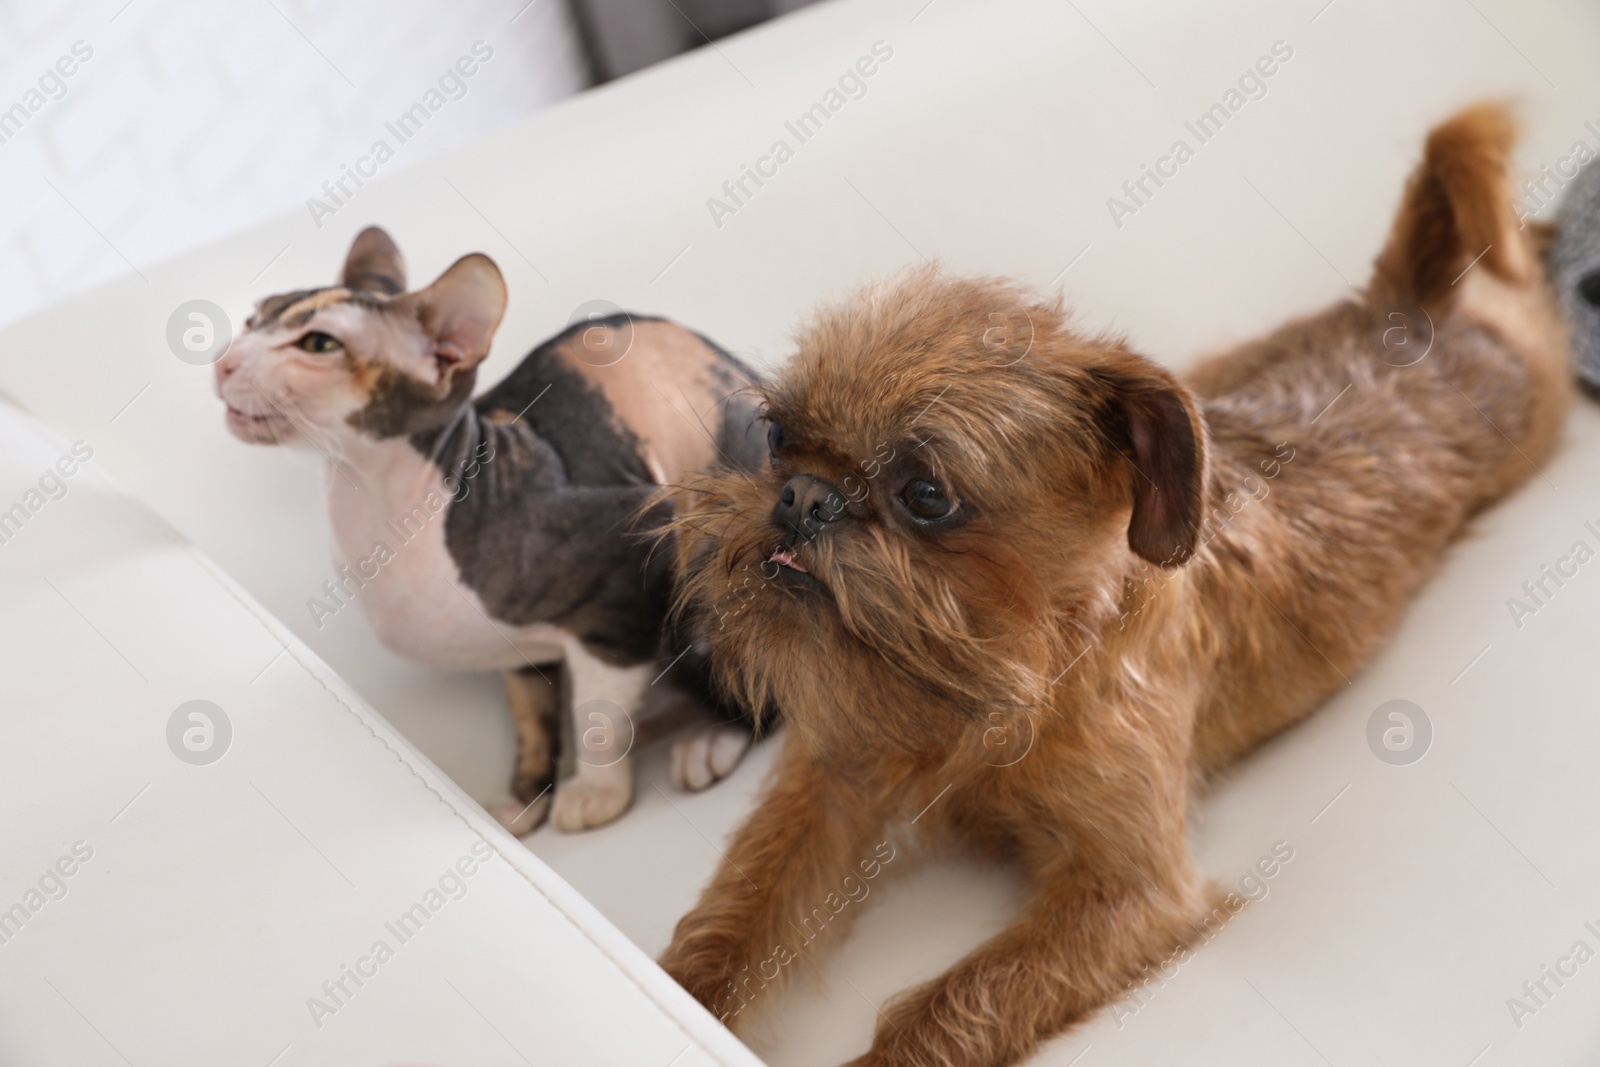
1579;270;1600;308
900;479;953;521
297;331;343;354
766;420;786;461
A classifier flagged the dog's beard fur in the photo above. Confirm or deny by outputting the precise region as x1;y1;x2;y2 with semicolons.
672;471;1064;753
666;269;1204;759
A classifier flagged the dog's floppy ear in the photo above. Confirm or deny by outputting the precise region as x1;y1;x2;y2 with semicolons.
1093;356;1209;566
341;226;407;295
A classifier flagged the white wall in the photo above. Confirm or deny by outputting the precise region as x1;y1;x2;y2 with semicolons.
0;0;587;328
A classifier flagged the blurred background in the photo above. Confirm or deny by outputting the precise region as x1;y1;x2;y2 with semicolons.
0;0;819;329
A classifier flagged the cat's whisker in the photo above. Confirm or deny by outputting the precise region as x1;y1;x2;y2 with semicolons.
245;382;355;481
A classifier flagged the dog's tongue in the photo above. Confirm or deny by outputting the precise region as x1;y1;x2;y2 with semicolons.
769;548;808;574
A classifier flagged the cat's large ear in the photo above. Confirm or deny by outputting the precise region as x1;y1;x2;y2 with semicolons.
341;226;407;295
1091;353;1209;567
394;253;507;377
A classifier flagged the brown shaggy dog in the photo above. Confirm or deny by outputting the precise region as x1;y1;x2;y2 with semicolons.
657;105;1570;1066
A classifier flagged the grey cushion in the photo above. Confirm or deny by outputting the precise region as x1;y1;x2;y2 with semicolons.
1551;160;1600;389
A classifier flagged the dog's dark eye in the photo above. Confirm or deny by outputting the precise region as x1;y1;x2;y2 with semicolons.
1579;270;1600;308
767;420;786;460
297;331;343;354
901;479;952;520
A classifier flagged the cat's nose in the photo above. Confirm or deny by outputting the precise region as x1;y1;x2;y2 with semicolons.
213;348;239;387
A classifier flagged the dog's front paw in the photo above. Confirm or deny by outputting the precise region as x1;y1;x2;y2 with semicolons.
839;979;978;1067
660;957;729;1015
670;725;753;792
550;766;632;831
486;793;551;837
839;1044;916;1067
838;1054;886;1067
660;938;743;1022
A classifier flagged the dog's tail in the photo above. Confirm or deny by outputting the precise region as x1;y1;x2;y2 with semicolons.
1370;102;1533;305
1371;103;1572;492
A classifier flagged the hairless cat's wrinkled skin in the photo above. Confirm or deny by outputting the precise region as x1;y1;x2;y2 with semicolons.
215;227;768;832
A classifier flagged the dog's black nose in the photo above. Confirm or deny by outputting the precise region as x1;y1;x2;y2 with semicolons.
774;474;849;539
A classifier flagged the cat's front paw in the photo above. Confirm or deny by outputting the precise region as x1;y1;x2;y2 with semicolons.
670;725;753;791
550;765;632;831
